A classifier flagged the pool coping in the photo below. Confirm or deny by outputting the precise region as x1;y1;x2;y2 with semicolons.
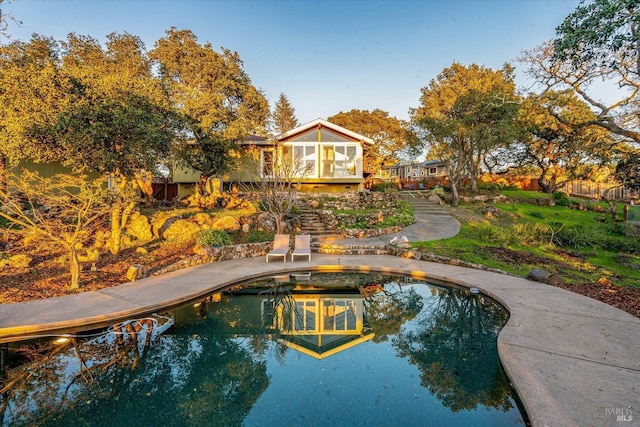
1;253;638;427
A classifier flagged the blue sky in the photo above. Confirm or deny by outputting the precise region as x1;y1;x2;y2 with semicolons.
4;0;580;123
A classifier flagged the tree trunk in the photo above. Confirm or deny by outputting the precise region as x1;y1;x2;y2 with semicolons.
110;205;122;255
135;170;154;207
69;246;80;290
450;180;460;207
0;156;6;195
538;173;558;194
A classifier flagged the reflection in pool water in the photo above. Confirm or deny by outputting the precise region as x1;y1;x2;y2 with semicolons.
1;272;525;426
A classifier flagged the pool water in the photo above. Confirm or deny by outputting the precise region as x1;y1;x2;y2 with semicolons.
1;272;526;426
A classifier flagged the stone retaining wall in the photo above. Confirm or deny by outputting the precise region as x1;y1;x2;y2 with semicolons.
150;239;512;280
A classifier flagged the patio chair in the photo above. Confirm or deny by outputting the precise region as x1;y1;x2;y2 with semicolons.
291;234;311;262
266;234;290;263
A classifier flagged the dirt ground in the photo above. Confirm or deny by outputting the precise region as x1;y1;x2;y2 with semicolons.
1;238;639;318
483;246;640;318
0;240;193;304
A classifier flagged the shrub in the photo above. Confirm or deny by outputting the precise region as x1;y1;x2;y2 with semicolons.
370;182;398;192
554;225;608;249
196;229;232;247
552;192;572;207
244;230;274;243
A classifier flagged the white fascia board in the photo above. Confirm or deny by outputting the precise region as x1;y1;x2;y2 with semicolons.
276;118;375;145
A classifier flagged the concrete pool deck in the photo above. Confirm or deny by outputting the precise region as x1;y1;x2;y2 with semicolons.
1;253;639;426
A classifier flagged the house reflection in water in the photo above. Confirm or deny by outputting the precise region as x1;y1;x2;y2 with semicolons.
177;275;375;359
266;291;375;359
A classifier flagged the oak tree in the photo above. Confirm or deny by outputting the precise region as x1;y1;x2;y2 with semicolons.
521;0;639;143
150;28;269;199
411;63;519;205
516;91;616;193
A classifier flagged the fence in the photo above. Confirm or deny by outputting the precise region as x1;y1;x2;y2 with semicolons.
564;180;634;200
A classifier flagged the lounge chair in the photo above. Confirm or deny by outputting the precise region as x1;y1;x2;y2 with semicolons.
291;234;311;262
266;234;290;263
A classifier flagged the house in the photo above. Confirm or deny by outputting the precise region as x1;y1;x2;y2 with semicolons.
172;118;374;194
386;160;448;189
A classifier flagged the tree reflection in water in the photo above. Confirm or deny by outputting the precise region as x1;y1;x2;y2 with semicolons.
393;286;514;412
1;316;268;427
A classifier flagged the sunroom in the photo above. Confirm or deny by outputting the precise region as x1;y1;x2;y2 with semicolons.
272;118;374;192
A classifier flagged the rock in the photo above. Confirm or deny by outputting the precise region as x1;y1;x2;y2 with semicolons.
162;219;201;242
481;206;502;218
126;212;153;242
390;235;410;248
426;194;444;205
192;212;213;225
126;264;148;281
212;216;241;231
547;274;566;286
527;269;549;283
536;198;555;207
474;195;490;203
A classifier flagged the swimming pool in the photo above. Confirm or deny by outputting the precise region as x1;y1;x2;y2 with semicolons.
1;272;526;426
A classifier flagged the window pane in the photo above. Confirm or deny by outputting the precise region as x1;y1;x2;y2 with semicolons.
320;128;349;142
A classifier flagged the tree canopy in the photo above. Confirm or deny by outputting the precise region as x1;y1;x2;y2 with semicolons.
150;28;269;181
411;62;519;204
516;90;616;193
521;0;640;143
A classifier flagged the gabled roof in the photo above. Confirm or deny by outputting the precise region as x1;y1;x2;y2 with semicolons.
238;135;274;146
390;159;445;168
276;118;374;145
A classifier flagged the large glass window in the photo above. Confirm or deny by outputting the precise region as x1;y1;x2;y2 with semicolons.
322;300;357;332
335;145;357;177
293;145;316;176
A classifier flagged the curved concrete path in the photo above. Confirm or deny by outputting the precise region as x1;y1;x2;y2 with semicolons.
317;197;461;246
1;254;638;427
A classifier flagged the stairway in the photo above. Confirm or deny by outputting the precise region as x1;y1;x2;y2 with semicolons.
298;210;333;235
399;194;450;216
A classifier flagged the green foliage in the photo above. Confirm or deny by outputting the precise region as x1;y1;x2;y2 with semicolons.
552;192;572;206
196;229;232;247
370;182;398;192
243;230;274;243
272;93;299;134
553;225;606;249
615;153;640;192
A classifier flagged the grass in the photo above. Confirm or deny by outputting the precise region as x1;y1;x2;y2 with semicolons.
413;191;640;287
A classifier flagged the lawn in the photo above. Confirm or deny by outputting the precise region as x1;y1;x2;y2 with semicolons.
414;190;639;286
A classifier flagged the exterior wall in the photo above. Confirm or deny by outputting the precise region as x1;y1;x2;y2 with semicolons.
15;160;102;181
173;164;202;183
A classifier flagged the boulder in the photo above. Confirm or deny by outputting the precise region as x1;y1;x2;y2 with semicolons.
126;264;149;281
527;269;549;283
212;216;241;231
547;274;566;286
162;219;201;242
126;212;153;242
426;194;444;205
390;235;411;248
